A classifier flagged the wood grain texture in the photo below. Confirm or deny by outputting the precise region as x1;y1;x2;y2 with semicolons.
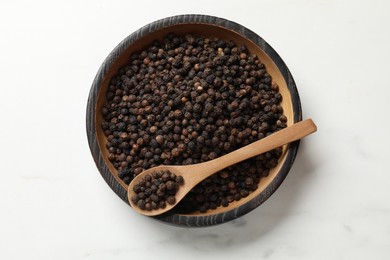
86;14;302;227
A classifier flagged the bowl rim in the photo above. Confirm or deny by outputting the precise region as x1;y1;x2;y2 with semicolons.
86;14;302;227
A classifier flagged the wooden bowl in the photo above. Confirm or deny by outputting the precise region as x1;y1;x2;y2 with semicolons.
86;14;302;227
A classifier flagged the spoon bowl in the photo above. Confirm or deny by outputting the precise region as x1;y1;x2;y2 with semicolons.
128;119;317;216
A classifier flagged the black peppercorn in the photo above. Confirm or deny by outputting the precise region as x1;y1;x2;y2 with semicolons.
155;135;164;145
131;170;184;211
102;33;286;214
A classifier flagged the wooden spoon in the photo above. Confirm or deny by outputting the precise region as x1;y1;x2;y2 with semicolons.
128;118;317;216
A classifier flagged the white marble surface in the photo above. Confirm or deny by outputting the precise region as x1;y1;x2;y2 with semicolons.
1;0;390;259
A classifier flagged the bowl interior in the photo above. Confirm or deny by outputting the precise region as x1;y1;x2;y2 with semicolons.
94;23;295;216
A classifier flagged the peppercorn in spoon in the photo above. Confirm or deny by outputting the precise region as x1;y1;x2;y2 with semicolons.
128;118;317;216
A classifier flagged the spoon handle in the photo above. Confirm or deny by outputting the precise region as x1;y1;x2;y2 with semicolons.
199;119;317;177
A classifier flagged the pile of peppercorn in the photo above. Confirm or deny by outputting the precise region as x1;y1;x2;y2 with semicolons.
101;33;287;213
130;170;184;211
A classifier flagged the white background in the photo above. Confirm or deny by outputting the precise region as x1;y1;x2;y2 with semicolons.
1;0;390;259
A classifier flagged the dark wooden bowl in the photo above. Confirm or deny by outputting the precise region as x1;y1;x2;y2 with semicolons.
86;14;302;227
